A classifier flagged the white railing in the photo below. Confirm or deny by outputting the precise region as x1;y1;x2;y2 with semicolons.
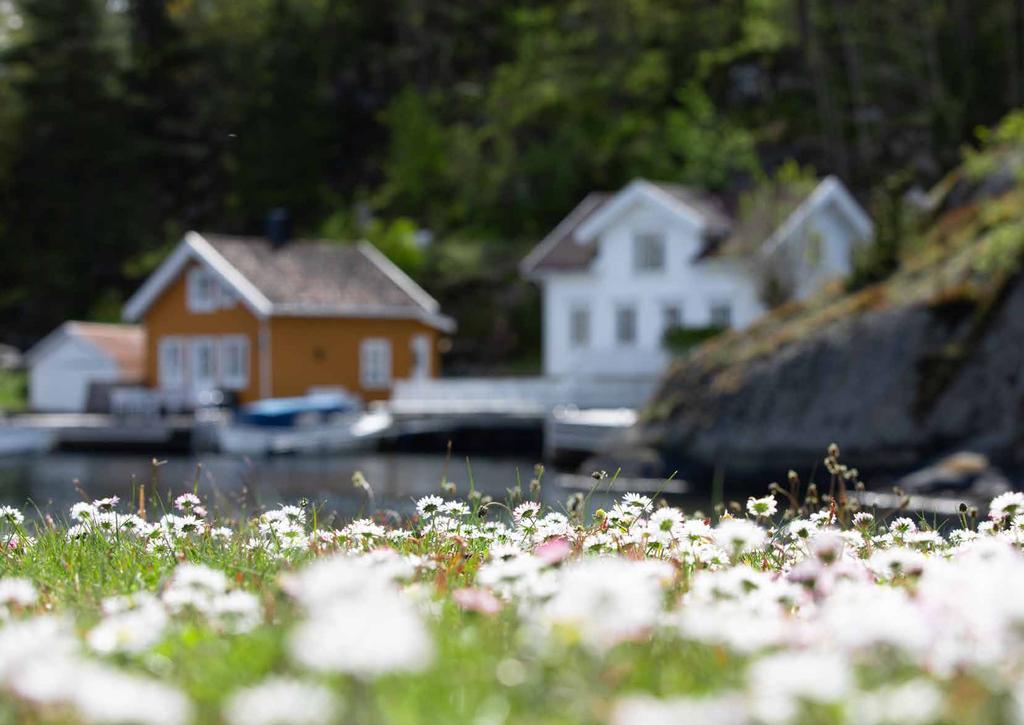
110;388;194;417
390;375;659;414
389;377;556;416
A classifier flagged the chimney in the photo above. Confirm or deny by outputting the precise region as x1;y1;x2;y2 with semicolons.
265;207;292;249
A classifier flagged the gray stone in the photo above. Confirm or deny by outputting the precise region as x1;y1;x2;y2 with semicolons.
634;274;1024;480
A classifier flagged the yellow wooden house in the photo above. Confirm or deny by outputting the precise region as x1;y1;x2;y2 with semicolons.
122;232;454;405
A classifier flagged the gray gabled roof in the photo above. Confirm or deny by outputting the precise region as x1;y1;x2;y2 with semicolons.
520;180;731;276
202;235;431;313
519;192;611;274
521;177;872;276
123;232;456;332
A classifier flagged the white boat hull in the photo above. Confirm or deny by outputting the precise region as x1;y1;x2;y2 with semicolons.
0;426;56;456
216;411;392;456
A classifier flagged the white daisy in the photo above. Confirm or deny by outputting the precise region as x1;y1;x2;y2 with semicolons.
852;512;874;529
224;677;341;725
713;518;767;557
0;505;23;525
415;495;444;517
91;497;119;512
174;493;201;513
513;502;541;524
70;502;98;522
989;491;1024;520
889;517;918;536
746;495;778;518
441;501;470;517
621;493;653;513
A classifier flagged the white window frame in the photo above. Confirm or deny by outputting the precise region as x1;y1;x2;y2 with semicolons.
633;232;666;272
615;304;638;346
410;334;431;379
186;267;221;313
190;336;218;392
218;282;236;307
569;305;590;348
360;338;392;390
157;337;186;389
709;300;733;328
219;335;250;390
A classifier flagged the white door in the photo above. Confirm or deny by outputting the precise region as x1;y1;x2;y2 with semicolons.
410;334;431;379
190;337;218;395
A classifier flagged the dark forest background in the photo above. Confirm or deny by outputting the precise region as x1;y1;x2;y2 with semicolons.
0;0;1021;371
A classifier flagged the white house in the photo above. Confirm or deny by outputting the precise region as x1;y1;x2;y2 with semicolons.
25;322;145;412
521;177;873;383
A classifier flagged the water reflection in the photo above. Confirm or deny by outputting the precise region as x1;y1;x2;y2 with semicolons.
0;451;564;519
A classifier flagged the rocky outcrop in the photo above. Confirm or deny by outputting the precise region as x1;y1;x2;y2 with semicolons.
893;451;1009;500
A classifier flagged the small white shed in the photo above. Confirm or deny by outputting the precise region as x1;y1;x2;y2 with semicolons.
25;322;145;413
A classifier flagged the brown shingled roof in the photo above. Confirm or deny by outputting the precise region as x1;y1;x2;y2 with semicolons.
68;322;145;380
519;192;611;273
201;235;436;314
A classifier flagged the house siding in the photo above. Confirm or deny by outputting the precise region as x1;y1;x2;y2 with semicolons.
784;200;866;300
142;262;264;402
268;317;439;402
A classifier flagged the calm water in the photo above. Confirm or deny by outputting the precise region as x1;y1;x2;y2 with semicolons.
0;450;966;525
0;451;591;520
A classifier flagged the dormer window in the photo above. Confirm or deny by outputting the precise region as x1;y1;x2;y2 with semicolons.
187;267;233;313
633;233;665;272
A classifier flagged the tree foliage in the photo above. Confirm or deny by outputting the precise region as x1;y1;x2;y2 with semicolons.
0;0;1023;356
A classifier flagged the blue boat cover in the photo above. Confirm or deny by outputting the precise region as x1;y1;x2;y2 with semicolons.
236;392;359;427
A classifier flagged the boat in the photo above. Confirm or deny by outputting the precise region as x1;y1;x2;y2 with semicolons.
215;393;393;455
544;406;637;461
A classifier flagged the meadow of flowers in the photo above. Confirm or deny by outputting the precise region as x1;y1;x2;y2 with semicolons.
1;447;1024;723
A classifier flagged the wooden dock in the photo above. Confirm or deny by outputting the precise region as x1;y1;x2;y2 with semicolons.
851;490;977;517
0;377;646;458
385;378;642;459
1;413;196;453
556;473;690;495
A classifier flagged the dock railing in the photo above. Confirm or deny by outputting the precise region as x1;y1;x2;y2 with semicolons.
110;388;194;418
389;376;658;416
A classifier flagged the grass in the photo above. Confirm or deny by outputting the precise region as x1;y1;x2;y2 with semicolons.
0;447;1020;724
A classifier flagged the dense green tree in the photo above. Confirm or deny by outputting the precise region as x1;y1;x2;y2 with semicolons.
3;0;1024;367
224;0;334;231
374;0;761;238
126;0;224;234
0;0;157;341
